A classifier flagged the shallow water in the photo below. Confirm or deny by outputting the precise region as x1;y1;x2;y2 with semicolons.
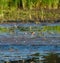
0;45;60;61
0;23;60;61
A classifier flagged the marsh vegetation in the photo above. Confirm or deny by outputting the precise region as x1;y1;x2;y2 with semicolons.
0;0;60;23
0;0;60;63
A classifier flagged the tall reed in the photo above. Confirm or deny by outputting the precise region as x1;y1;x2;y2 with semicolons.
0;0;60;10
53;0;59;9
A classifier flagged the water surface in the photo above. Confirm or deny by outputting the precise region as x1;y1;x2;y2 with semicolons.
0;23;60;61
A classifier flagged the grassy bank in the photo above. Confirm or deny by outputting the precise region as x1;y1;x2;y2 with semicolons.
0;0;60;23
0;9;60;23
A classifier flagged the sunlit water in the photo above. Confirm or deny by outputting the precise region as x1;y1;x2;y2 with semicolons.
0;23;60;61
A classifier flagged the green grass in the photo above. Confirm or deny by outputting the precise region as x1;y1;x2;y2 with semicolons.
0;0;60;22
0;9;60;23
43;26;60;33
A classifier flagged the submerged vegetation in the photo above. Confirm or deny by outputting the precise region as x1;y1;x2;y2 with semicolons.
0;25;60;37
0;0;60;23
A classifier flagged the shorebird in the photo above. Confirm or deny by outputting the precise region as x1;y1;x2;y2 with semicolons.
31;32;35;35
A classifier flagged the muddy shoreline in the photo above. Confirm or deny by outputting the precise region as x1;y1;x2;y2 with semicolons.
0;20;60;24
